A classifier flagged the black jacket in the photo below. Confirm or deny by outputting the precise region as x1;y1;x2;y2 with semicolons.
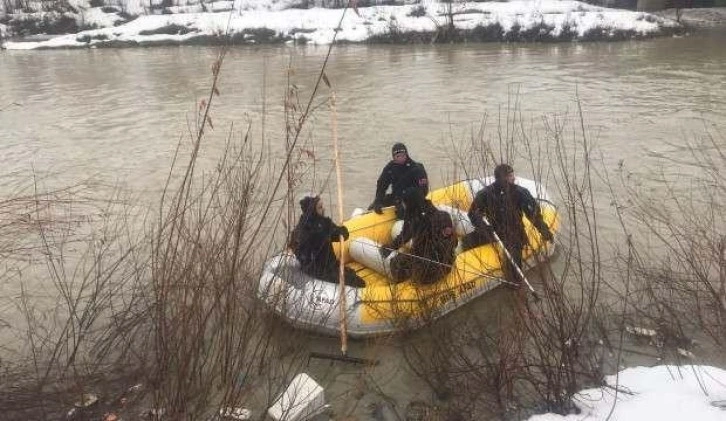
374;158;429;204
291;211;349;278
391;200;457;283
468;181;550;247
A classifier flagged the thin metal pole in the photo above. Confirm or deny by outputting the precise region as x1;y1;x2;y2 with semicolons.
479;214;540;299
351;239;522;288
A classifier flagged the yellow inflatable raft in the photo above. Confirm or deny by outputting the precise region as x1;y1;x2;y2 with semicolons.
258;177;558;337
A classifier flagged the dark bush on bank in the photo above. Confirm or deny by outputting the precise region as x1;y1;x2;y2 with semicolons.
76;32;108;43
237;27;290;43
559;22;578;41
138;23;193;36
408;5;427;18
365;21;653;44
5;13;79;36
469;22;505;41
517;22;556;41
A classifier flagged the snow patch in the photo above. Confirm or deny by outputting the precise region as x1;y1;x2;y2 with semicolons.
2;1;680;50
82;7;127;28
528;365;726;421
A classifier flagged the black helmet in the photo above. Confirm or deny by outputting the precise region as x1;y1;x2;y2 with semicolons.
391;142;408;157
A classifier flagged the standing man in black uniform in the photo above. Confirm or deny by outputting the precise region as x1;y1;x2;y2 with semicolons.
462;164;554;286
369;143;429;219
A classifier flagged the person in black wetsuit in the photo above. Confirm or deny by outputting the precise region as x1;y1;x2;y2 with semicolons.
380;189;457;285
291;195;365;287
461;164;554;286
369;142;429;219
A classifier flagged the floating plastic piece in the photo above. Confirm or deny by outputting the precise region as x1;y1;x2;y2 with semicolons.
103;413;119;421
267;373;326;421
625;326;657;338
677;348;696;359
219;407;251;420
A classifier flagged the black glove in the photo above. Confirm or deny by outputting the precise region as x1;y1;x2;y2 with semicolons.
541;228;554;242
338;225;350;240
379;246;393;259
373;202;383;215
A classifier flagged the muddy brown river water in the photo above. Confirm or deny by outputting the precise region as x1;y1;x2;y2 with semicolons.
1;28;725;419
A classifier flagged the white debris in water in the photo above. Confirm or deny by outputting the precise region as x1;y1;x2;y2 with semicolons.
677;347;696;359
626;325;658;338
268;372;326;421
73;393;99;408
220;407;252;420
2;0;679;50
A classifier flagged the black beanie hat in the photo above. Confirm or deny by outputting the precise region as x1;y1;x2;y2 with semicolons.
299;195;320;213
494;164;514;181
391;142;408;157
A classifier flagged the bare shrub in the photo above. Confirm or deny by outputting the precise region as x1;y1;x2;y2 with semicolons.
0;182;151;420
615;130;726;359
0;6;363;418
398;101;609;419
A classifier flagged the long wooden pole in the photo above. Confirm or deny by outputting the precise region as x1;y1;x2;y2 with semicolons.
330;91;349;355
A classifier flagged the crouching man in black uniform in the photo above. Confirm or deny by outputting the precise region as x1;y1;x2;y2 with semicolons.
291;195;365;287
380;189;457;285
461;164;554;286
369;142;429;219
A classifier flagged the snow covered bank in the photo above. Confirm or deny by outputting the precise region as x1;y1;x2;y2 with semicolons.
2;1;681;49
529;365;726;421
